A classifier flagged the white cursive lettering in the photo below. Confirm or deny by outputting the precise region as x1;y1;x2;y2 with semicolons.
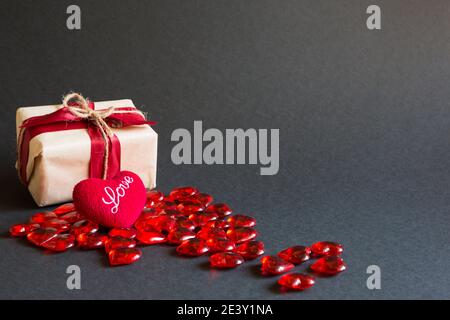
101;176;134;214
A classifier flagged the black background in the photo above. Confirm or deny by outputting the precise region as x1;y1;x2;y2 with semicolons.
1;0;449;299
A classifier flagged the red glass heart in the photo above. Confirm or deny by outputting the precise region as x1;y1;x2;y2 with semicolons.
53;203;76;215
226;214;256;228
205;203;232;218
136;230;166;245
159;208;184;219
260;256;295;276
169;186;199;201
206;237;236;253
177;200;205;216
27;228;58;246
174;216;196;231
193;193;213;206
188;212;218;227
203;219;230;229
176;238;209;257
105;236;136;252
152;200;178;213
196;227;227;241
310;256;347;275
278;273;315;291
40;219;71;233
108;248;142;266
59;211;82;223
145;190;164;207
234;240;265;260
41;234;75;252
77;233;109;249
226;227;257;244
310;241;344;257
135;216;177;234
278;246;311;264
108;228;137;239
71;220;99;236
167;228;196;245
135;211;160;227
30;211;57;223
9;223;40;237
210;252;244;269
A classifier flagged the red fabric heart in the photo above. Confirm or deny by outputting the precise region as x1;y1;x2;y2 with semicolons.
73;171;146;228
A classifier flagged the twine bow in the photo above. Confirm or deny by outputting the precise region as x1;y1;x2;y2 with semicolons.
63;92;116;138
62;92;144;180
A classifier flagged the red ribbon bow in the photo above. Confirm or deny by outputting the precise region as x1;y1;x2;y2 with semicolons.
17;93;155;185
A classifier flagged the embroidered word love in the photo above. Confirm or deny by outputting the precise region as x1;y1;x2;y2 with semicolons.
101;176;134;214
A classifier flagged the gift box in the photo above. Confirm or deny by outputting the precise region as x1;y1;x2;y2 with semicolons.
16;94;157;207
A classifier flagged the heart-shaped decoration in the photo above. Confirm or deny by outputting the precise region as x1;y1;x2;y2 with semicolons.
73;171;146;228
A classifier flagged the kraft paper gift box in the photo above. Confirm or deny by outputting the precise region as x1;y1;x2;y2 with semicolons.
16;98;157;207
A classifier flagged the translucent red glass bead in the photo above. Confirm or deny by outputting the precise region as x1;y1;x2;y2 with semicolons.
188;212;219;227
260;256;295;276
278;273;315;291
108;228;137;239
53;203;76;215
108;248;142;266
169;186;199;201
71;220;99;236
205;203;232;217
9;223;39;237
40;219;71;233
30;211;57;223
136;230;166;245
226;214;256;228
210;252;244;268
310;241;344;257
194;193;213;206
27;228;58;246
167;228;196;245
235;241;265;260
310;256;347;275
41;234;75;252
77;233;108;249
196;227;227;241
206;237;236;253
226;227;257;244
60;211;82;223
177;201;205;215
175;216;196;231
176;239;209;256
278;246;311;264
146;190;164;207
105;236;136;252
136;216;177;234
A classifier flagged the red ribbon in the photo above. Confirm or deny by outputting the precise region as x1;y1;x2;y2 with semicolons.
18;101;155;184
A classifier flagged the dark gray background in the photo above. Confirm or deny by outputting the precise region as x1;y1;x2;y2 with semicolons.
0;0;449;299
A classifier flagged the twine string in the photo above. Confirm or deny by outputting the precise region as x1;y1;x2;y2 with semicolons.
61;92;142;179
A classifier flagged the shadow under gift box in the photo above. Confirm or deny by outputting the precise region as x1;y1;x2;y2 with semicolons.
16;99;158;207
